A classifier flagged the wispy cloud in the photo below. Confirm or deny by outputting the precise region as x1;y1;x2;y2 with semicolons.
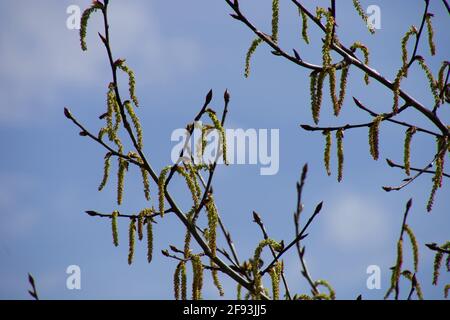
0;0;201;125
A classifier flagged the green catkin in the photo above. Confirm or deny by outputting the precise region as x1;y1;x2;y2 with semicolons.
186;163;201;198
117;159;128;205
271;0;279;44
205;196;224;296
80;2;103;51
404;224;419;272
323;130;332;176
314;280;336;300
352;0;375;34
143;216;153;263
328;67;339;115
174;261;183;300
338;65;350;109
237;283;242;300
445;284;450;298
117;62;139;107
336;129;344;182
158;166;171;217
141;166;151;201
393;67;406;113
427;138;446;212
417;57;440;107
432;251;443;285
98;153;112;191
124;101;143;149
437;62;449;102
137;212;144;241
191;255;204;300
245;38;263;78
128;218;136;265
207;110;228;165
392;240;404;293
269;262;282;300
401;26;418;77
350;42;370;85
177;166;200;208
425;14;436;56
299;8;309;44
181;262;187;300
316;8;334;68
252;239;282;300
111;211;119;247
401;271;423;300
404;127;417;176
296;294;312;300
312;70;326;124
369;115;383;161
310;71;318;123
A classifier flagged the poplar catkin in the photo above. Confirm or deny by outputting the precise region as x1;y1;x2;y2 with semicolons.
299;8;309;44
271;0;280;44
323;130;332;176
98;153;112;191
80;2;103;51
117;159;128;205
401;26;418;76
252;239;282;300
145;214;154;263
350;42;370;85
117;61;139;107
417;57;440;107
369;115;383;161
191;255;204;300
425;13;436;56
352;0;375;34
128;218;136;265
427;138;446;212
207;110;228;165
124;100;143;149
245;38;263;78
404;224;419;272
158;166;171;217
205;196;223;296
314;280;336;300
336;129;344;182
403;127;417;176
111;211;119;247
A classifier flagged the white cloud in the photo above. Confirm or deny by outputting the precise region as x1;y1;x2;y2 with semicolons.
324;190;393;250
0;0;201;124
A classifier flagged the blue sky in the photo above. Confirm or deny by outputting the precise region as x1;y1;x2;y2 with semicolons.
0;0;448;299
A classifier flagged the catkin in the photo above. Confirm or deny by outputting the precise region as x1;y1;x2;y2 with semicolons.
111;211;119;247
98;153;112;191
245;38;263;78
158;166;171;217
369;115;383;161
404;224;419;272
128;218;136;265
425;14;436;56
146;214;154;263
350;42;370;85
124;101;143;149
252;239;282;300
205;196;223;296
117;62;139;108
80;2;103;51
403;127;417;176
299;8;309;44
336;129;344;182
191;255;204;300
117;159;128;205
417;57;440;107
352;0;375;34
207;110;228;165
271;0;279;44
427;138;446;212
323;130;332;176
400;26;418;76
314;280;336;300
